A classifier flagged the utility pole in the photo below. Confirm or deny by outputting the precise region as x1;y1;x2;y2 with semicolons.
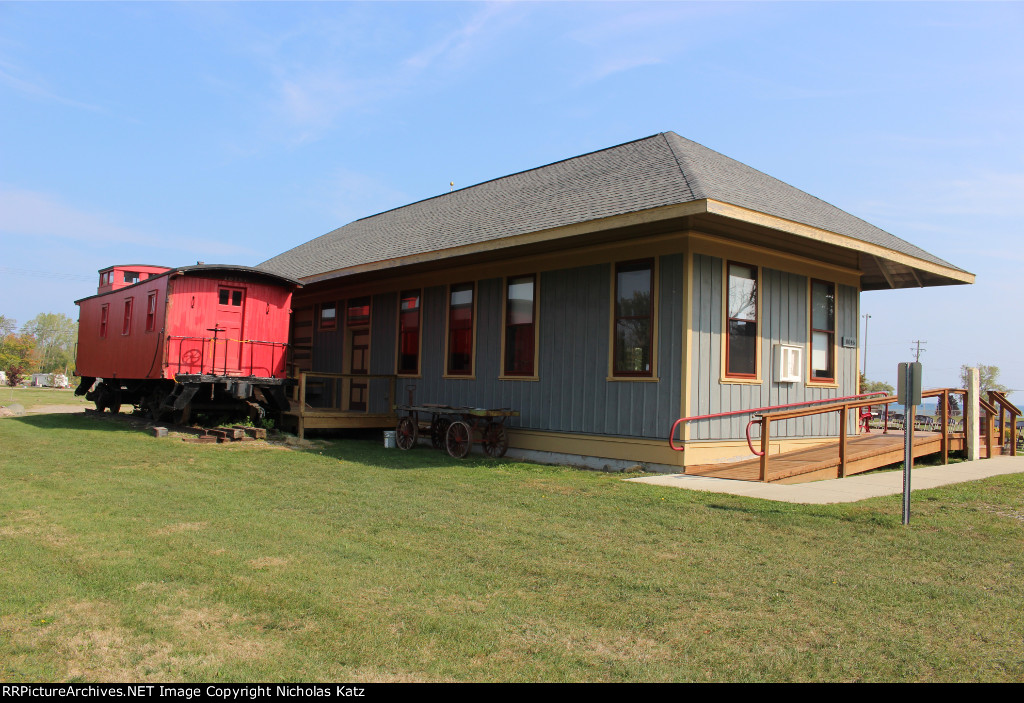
910;340;927;362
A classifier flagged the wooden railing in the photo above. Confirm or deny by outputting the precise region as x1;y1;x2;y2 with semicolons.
291;371;397;414
753;388;980;482
988;390;1021;457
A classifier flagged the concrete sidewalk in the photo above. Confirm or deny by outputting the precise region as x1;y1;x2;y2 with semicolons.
626;455;1024;504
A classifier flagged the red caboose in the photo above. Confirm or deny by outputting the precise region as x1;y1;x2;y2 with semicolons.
75;264;299;423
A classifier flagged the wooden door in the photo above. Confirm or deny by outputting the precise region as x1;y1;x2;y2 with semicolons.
349;328;369;411
215;286;245;375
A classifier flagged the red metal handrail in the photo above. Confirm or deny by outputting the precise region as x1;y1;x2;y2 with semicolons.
668;391;890;452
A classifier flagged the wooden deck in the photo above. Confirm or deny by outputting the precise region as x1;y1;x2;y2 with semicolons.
685;431;971;484
280;408;397;437
282;371;398;438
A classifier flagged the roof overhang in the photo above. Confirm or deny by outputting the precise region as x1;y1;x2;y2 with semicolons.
702;200;974;290
291;199;973;291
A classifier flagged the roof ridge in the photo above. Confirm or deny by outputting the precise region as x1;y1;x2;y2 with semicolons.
660;131;700;201
353;132;666;223
661;132;965;272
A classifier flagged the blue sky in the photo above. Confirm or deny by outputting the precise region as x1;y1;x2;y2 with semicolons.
1;1;1022;395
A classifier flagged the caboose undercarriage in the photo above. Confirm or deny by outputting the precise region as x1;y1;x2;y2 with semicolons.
75;375;291;426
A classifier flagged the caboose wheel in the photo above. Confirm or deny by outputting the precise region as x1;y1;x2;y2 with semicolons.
144;390;164;420
107;390;121;415
395;417;418;450
445;421;472;459
482;422;508;458
93;384;113;413
430;417;451;449
172;403;191;426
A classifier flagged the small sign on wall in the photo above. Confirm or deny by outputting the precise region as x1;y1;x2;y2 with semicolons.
842;336;857;348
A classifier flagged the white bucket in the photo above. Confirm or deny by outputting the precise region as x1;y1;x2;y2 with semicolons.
383;430;396;449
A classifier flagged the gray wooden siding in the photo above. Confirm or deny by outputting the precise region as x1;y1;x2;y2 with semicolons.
391;255;683;439
689;254;858;440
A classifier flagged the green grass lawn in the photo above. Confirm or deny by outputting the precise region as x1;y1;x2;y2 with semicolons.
1;412;1022;682
1;386;89;410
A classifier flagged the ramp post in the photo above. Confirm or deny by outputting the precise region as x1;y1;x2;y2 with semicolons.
966;368;980;461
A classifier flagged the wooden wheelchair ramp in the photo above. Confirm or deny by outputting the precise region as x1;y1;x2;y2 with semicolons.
685;431;967;484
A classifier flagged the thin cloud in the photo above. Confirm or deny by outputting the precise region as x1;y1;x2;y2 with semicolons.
255;3;520;144
403;2;513;72
0;61;104;113
0;185;255;258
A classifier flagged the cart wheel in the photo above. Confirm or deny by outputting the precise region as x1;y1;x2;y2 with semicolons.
396;417;418;450
446;420;472;459
430;417;451;449
482;422;508;458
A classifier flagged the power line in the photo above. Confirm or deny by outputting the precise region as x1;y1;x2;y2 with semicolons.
910;340;927;362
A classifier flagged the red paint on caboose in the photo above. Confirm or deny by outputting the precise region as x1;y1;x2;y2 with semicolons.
76;265;296;382
96;265;172;295
162;275;292;379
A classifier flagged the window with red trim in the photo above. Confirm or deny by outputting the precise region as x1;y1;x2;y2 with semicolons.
504;275;536;376
397;290;420;375
146;292;158;332
347;298;370;327
810;280;836;382
726;262;757;377
122;298;133;336
319;302;337;330
613;260;653;376
99;304;109;338
447;283;474;375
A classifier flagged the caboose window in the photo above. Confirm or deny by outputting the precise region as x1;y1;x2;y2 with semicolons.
100;304;109;338
122;298;133;336
146;292;158;332
124;271;140;284
219;288;244;306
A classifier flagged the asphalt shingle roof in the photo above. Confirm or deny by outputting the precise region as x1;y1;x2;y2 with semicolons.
259;132;963;280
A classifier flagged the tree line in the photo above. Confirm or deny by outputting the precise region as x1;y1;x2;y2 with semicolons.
0;313;77;384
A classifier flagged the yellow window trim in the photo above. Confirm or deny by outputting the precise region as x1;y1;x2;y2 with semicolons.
442;281;478;379
394;288;424;377
607;257;660;380
720;259;762;384
498;273;541;381
806;278;840;386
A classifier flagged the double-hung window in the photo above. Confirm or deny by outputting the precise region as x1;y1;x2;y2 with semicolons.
146;292;158;332
99;304;109;338
613;260;654;377
503;275;536;377
319;302;337;330
447;283;474;376
347;298;370;327
122;298;134;336
397;290;421;375
810;280;836;382
726;262;758;378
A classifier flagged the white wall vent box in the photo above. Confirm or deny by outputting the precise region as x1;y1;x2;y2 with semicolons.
774;344;803;383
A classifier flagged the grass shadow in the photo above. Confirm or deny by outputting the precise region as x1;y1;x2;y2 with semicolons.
8;411;154;436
